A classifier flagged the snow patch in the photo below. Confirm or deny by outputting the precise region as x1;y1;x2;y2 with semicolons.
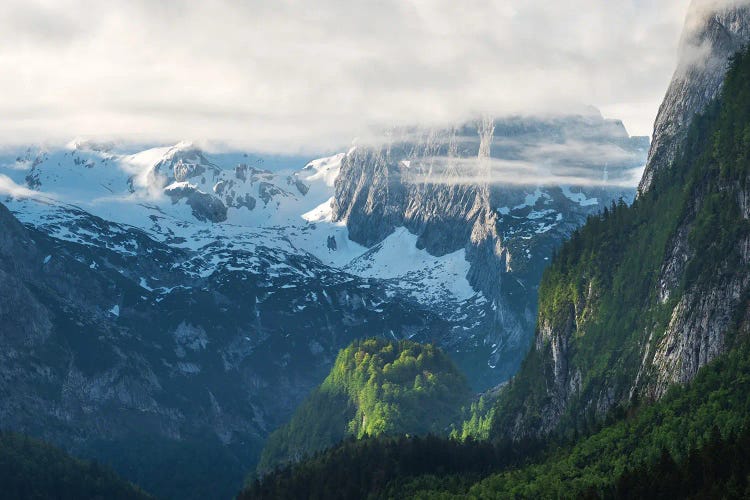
300;153;345;187
562;186;598;206
345;227;476;303
513;188;544;209
302;197;335;223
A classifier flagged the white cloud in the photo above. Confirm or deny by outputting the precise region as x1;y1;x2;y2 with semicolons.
0;174;44;198
675;0;750;74
405;151;643;188
0;0;697;153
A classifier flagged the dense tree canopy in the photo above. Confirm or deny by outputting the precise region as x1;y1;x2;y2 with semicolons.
257;338;472;473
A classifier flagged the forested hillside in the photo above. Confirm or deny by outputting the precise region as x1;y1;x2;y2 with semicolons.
243;342;750;498
491;45;750;441
257;339;472;472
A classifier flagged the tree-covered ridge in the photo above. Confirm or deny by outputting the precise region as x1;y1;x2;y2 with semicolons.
491;46;750;442
427;341;750;498
0;431;151;499
451;394;497;441
257;338;472;472
240;335;750;499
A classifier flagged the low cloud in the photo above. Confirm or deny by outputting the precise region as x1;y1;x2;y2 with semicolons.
677;0;750;73
0;1;697;153
0;174;44;199
405;156;643;188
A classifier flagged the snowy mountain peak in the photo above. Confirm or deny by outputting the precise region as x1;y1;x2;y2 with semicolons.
0;112;646;385
300;152;346;188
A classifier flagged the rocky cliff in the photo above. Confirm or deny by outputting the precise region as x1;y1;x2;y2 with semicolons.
639;0;750;194
492;15;750;441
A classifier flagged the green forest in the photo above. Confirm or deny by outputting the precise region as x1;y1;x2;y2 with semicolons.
241;340;750;498
257;338;472;473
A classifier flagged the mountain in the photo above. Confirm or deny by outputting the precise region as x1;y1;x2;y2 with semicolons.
0;111;643;495
257;339;472;472
639;0;750;193
0;194;455;498
241;19;750;500
0;113;646;388
332;114;646;382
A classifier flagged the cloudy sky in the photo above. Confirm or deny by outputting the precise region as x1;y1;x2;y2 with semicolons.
0;0;706;153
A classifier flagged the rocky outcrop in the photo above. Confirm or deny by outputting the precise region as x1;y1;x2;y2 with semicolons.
154;143;221;184
166;184;228;222
639;0;750;194
647;184;750;397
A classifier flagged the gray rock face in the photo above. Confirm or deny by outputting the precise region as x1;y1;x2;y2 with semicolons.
155;144;221;184
332;116;645;379
166;184;228;222
647;181;750;397
258;182;286;206
639;1;750;194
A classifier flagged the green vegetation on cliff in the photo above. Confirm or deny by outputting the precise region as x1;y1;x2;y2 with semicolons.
417;341;750;498
257;338;472;472
492;46;750;441
241;334;750;499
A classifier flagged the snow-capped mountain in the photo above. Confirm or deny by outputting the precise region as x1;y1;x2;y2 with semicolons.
0;112;648;384
330;114;648;380
2;140;483;315
0;110;646;485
